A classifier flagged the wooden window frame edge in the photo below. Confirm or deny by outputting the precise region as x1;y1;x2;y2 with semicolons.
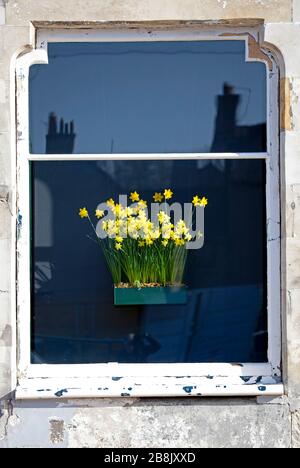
15;26;282;399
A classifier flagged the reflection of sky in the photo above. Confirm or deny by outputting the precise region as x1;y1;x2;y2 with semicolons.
29;41;267;154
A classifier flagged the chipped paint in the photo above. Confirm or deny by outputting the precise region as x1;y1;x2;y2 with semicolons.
183;386;196;394
55;389;68;398
15;375;284;400
16;210;22;240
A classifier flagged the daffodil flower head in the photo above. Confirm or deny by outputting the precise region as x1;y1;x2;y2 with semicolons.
158;211;170;224
138;199;147;209
95;209;104;219
200;197;208;207
138;240;145;247
130;191;140;202
79;207;89;218
106;198;115;208
153;192;163;203
102;220;108;231
162;239;169;247
115;242;122;251
125;207;133;217
174;238;185;246
113;203;126;218
164;188;173;200
192;195;201;206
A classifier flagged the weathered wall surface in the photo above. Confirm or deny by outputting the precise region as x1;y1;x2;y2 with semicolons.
1;0;300;448
4;0;294;25
0;398;293;448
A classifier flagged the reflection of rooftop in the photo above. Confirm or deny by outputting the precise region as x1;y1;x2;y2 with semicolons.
211;83;266;153
46;112;76;154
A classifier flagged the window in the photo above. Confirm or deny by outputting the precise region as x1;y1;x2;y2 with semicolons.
16;27;282;398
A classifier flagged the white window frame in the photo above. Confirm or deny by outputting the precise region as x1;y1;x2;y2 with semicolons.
15;26;283;399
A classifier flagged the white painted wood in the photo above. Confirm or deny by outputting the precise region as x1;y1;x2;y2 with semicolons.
265;56;282;376
16;376;284;400
15;28;282;397
37;28;259;48
16;49;49;380
27;153;268;161
24;362;272;379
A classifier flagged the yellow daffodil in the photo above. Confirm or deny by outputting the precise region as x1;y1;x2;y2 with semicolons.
125;207;133;217
153;192;163;203
80;189;207;288
200;197;208;207
113;203;125;218
95;209;104;219
115;219;125;228
106;198;115;208
130;191;140;202
158;211;170;224
145;238;154;246
79;207;88;218
164;188;173;200
130;232;139;240
192;195;201;206
138;200;147;209
151;229;161;240
174;238;185;246
175;220;189;237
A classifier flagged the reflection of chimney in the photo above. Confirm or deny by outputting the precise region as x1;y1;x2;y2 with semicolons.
48;112;58;135
215;83;240;133
210;83;241;152
46;112;76;154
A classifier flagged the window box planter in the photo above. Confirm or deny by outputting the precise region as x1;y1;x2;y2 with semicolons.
114;285;187;306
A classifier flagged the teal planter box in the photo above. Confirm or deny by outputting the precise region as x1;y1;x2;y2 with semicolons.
114;286;187;306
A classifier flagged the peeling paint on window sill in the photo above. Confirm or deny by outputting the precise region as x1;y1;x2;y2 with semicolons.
16;376;284;400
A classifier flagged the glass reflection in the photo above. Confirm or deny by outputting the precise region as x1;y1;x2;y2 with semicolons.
29;41;267;154
31;159;267;364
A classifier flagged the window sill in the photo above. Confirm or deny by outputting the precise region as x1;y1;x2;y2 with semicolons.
16;377;284;400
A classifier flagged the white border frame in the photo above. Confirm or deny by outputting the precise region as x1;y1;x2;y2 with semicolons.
15;27;283;399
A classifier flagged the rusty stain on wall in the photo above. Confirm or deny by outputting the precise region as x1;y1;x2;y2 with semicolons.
49;418;65;444
280;77;293;131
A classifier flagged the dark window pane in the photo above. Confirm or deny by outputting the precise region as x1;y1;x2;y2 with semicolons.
29;41;267;154
31;160;267;364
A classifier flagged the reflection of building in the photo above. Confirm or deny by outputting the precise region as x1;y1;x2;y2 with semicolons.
33;85;267;364
46;112;76;154
211;83;266;152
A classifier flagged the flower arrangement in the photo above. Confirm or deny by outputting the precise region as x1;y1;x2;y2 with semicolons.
79;189;207;305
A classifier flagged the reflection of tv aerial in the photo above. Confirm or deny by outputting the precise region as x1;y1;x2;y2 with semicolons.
234;86;252;123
